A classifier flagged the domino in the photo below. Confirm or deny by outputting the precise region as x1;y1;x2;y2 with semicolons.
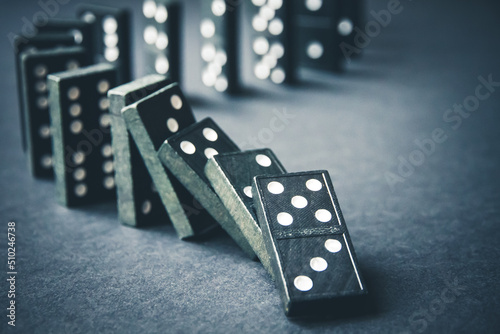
121;83;216;238
142;0;181;82
294;0;343;72
47;63;118;206
252;171;367;316
20;46;89;178
77;4;132;83
200;0;240;93
14;33;76;152
248;0;296;84
158;118;256;258
108;75;173;227
38;18;95;60
338;0;363;54
205;149;287;274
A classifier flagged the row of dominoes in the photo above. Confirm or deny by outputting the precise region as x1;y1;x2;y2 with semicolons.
116;78;366;316
15;1;363;178
13;3;366;317
175;0;363;91
14;4;132;179
19;64;366;315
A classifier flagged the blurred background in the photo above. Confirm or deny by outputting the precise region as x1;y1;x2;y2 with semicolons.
1;0;499;333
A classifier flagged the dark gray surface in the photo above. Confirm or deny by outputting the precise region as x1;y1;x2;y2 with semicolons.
1;0;499;333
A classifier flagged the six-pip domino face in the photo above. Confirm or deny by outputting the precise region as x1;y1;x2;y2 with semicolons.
200;0;240;93
294;0;344;72
142;0;181;82
48;63;118;207
12;2;368;318
20;46;89;179
77;4;132;84
249;0;296;84
252;171;367;316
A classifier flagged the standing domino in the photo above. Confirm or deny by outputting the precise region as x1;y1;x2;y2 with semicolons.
338;0;364;56
38;18;95;61
294;0;343;72
14;34;76;152
77;4;132;83
200;0;240;93
248;0;296;84
20;46;89;178
141;0;181;82
48;63;118;206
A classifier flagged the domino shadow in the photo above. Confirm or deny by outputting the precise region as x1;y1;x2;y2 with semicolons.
182;224;255;261
68;201;117;215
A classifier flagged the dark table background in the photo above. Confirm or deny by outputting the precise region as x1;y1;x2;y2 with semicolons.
1;0;499;333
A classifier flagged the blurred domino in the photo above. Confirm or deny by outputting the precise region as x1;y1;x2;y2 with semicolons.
294;0;343;72
38;18;95;60
141;0;181;82
77;4;132;83
122;84;216;238
20;46;89;178
252;170;367;316
248;0;296;84
108;75;173;227
338;0;363;55
14;33;76;152
158;118;255;258
200;0;240;93
48;63;118;206
205;149;287;274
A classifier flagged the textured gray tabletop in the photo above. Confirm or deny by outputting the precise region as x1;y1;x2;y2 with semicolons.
1;0;499;333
